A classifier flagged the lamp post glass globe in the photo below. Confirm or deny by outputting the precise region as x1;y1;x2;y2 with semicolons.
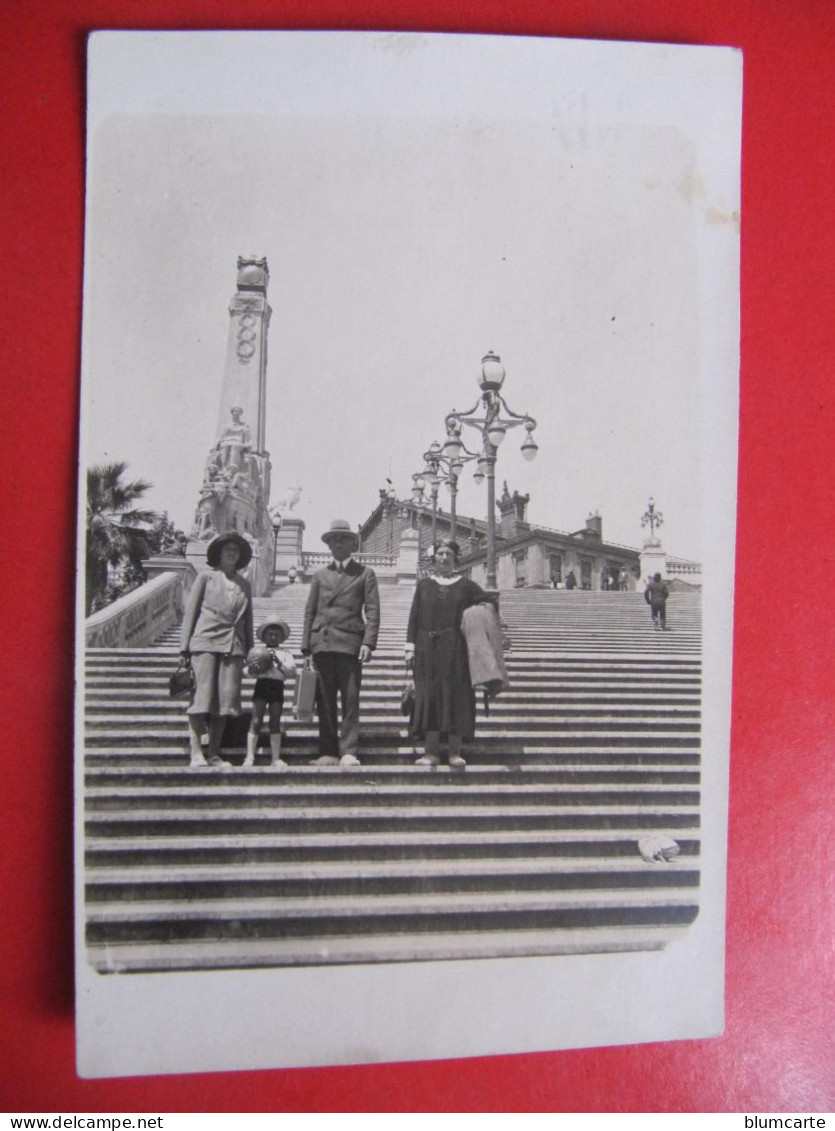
442;434;463;460
521;433;538;461
479;351;506;392
486;422;506;446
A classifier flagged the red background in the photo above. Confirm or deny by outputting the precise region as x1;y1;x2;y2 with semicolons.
1;0;833;1113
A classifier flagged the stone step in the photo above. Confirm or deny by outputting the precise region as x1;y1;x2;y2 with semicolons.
85;803;700;838
85;764;700;786
84;827;700;866
84;706;702;727
86;923;689;973
86;855;699;899
87;646;700;661
84;689;700;710
85;781;700;811
84;746;701;765
85;887;700;946
83;730;701;752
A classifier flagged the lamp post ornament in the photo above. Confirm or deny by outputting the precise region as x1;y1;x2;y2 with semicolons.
444;352;539;589
412;433;481;545
641;496;664;544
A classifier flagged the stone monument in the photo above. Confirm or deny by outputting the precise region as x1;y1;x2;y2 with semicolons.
639;496;667;583
186;257;275;595
271;485;306;583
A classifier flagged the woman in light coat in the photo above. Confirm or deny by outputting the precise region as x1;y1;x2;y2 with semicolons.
179;532;254;769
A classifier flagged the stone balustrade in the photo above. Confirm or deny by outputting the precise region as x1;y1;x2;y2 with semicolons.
667;559;702;587
302;551;397;570
85;568;196;648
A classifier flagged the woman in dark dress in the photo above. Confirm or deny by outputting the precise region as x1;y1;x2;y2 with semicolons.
405;539;494;768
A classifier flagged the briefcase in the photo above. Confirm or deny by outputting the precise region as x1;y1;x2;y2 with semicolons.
294;659;318;721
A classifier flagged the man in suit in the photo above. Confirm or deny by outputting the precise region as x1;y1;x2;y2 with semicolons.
301;519;381;766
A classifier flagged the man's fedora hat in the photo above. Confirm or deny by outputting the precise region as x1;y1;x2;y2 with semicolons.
321;519;359;548
206;531;253;569
256;616;291;644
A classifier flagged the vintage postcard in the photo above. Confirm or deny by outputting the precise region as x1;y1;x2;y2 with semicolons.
76;31;741;1077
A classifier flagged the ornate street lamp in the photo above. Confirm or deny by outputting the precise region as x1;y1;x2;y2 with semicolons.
411;449;446;551
446;352;539;589
415;425;481;544
641;496;664;544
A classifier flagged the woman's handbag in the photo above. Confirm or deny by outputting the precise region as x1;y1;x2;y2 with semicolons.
400;679;415;717
168;658;195;701
294;658;318;721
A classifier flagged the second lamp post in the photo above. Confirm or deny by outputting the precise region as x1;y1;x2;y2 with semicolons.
444;352;538;589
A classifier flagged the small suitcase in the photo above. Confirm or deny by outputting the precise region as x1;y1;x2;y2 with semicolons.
294;659;318;721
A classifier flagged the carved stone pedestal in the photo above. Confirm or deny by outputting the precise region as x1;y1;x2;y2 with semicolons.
640;540;667;584
273;517;305;583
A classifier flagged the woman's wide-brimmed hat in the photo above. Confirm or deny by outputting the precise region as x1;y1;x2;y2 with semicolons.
321;518;359;549
256;616;291;644
206;531;253;569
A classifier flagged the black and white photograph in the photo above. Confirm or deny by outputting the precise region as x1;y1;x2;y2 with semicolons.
75;30;741;1078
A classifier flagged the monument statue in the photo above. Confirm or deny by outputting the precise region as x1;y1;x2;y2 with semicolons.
185;258;276;596
272;484;303;515
216;406;252;472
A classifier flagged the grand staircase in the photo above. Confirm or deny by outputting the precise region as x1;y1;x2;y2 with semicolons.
83;585;702;973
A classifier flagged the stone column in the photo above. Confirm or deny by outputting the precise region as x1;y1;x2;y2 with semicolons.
640;540;668;585
216;257;271;451
274;517;306;582
396;527;419;584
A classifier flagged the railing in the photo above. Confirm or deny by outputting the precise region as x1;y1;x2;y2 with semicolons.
85;570;194;648
667;559;701;574
302;551;398;570
667;559;702;586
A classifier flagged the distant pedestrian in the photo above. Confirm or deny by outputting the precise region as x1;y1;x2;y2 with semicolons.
618;567;628;591
565;569;577;590
644;572;670;630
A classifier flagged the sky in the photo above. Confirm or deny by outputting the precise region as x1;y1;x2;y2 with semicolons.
82;33;741;565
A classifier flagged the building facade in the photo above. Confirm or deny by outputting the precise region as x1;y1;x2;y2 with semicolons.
357;483;660;591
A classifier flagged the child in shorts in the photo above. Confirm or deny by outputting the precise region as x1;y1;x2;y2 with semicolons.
244;616;297;768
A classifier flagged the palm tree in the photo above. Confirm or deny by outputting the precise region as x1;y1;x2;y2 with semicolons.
85;462;159;614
